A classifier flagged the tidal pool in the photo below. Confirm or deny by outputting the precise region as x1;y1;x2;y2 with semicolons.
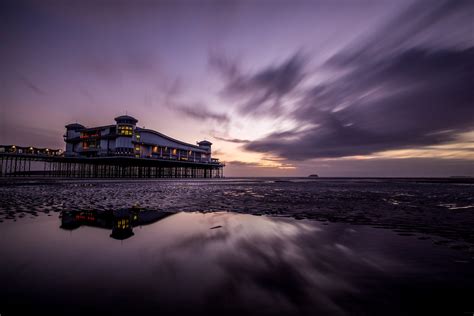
0;211;473;315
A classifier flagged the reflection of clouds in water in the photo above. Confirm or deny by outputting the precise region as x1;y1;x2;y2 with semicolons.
142;213;404;315
2;211;472;315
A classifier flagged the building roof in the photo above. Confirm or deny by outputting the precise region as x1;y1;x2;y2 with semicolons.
65;123;85;130
81;125;115;132
114;115;138;124
197;140;212;146
136;127;208;152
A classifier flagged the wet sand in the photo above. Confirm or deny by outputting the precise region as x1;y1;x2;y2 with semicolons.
1;177;473;249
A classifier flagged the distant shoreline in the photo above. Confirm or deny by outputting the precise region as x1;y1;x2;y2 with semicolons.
0;176;473;186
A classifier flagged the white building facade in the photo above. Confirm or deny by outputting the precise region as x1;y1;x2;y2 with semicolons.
65;115;216;163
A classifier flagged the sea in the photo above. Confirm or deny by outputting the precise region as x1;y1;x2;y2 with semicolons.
0;177;473;315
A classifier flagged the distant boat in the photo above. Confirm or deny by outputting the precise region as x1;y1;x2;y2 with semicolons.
308;174;319;178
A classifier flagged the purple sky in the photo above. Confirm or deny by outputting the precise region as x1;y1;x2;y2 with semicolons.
1;0;473;177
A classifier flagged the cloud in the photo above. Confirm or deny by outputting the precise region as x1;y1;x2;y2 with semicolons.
173;103;230;124
226;160;262;167
226;160;295;170
244;0;474;161
208;52;240;81
211;52;307;117
211;148;224;156
162;77;229;125
213;136;250;144
328;0;474;67
19;75;46;95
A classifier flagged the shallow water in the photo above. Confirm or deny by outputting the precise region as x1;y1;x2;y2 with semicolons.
1;178;474;315
0;210;473;315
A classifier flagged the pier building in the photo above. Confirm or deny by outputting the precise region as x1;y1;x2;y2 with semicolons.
65;115;216;163
0;115;224;178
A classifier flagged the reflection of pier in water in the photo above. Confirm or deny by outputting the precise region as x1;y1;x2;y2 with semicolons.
60;208;173;240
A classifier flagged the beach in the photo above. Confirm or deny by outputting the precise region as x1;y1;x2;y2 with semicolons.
1;178;473;315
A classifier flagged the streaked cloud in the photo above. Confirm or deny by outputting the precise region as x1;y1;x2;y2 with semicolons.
213;136;250;144
173;103;230;124
211;52;307;117
227;160;295;170
242;0;474;163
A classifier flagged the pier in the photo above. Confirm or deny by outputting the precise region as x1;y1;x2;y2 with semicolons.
0;147;224;178
1;115;225;178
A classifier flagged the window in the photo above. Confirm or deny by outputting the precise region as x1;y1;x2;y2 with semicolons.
118;125;133;136
80;130;100;139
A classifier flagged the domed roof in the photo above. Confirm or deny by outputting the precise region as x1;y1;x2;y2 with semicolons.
65;123;85;130
197;140;212;146
114;115;138;124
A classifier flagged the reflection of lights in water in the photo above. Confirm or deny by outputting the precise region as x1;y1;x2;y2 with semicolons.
60;208;173;240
